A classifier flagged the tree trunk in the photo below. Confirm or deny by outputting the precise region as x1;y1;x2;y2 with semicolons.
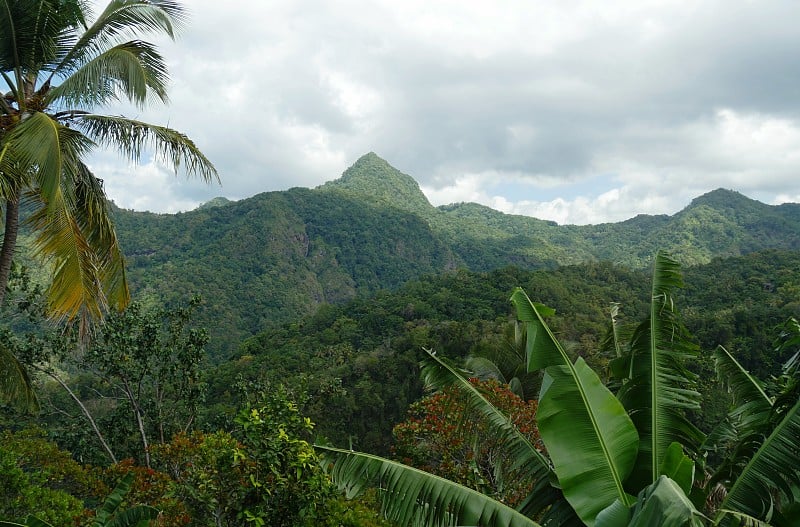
34;364;119;464
0;197;20;306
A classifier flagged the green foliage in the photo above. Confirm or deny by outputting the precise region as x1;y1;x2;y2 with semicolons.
392;378;542;507
106;153;800;358
0;429;100;525
322;251;800;527
0;0;216;326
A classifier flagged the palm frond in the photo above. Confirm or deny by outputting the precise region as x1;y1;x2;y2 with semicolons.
0;0;83;74
720;398;800;523
47;39;169;108
77;114;218;182
5;111;94;208
319;445;542;527
0;142;29;200
53;0;183;79
617;251;704;489
0;337;39;413
511;288;639;526
72;161;128;311
28;195;105;323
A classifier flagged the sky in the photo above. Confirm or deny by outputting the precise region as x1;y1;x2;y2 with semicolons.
88;0;800;225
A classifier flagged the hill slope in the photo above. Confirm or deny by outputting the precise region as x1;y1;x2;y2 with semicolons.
112;154;800;355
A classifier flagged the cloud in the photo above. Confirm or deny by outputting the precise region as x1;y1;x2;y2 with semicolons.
85;0;800;221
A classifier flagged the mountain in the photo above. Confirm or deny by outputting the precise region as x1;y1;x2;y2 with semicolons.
111;154;800;356
319;152;434;217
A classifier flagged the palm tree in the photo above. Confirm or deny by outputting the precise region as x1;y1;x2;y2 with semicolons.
0;0;217;408
319;252;800;526
0;0;217;321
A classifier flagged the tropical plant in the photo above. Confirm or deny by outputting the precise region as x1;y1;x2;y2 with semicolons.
392;377;541;507
0;472;158;527
319;251;800;526
0;0;216;407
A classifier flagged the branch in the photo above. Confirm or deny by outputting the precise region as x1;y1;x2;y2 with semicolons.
32;364;118;464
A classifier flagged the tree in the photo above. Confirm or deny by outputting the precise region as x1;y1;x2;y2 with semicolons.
0;0;217;408
28;297;208;467
0;0;217;320
0;472;159;527
319;251;800;526
392;378;541;507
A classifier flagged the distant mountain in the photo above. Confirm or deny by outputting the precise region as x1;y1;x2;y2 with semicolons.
111;153;800;356
319;152;434;217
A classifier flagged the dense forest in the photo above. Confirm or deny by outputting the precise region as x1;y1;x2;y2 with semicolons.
2;1;800;524
112;153;800;358
3;246;800;525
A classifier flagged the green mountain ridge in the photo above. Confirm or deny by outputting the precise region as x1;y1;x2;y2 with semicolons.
111;153;800;356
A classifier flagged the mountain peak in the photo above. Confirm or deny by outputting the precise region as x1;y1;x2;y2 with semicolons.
686;188;766;214
319;153;433;215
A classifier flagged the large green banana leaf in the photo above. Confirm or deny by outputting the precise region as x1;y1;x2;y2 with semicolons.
705;346;773;489
511;289;639;527
318;445;541;527
616;251;703;489
595;476;706;527
718;397;800;525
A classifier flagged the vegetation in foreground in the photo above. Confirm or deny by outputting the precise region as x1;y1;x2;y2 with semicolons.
322;252;800;527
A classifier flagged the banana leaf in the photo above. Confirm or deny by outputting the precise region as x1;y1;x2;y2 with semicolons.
318;445;541;527
616;251;703;490
718;397;800;524
511;288;639;527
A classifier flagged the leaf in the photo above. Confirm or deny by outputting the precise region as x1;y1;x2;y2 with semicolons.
617;251;704;489
719;398;800;523
595;499;632;527
318;445;542;527
511;288;639;527
94;472;135;527
627;476;707;527
658;442;694;496
0;339;39;413
420;350;571;522
705;346;774;490
77;114;218;182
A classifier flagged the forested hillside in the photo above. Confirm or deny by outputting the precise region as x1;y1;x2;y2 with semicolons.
206;250;800;454
113;153;800;356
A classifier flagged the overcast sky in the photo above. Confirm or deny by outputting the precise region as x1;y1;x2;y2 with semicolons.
88;0;800;225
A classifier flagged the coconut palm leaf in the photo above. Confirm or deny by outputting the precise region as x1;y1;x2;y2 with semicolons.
0;0;83;73
47;39;169;108
718;398;800;524
0;338;38;412
71;161;128;310
77;114;217;182
52;0;183;79
6;113;110;322
616;251;703;490
511;288;639;527
319;445;541;527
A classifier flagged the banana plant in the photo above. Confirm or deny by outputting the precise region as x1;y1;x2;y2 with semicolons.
320;252;800;527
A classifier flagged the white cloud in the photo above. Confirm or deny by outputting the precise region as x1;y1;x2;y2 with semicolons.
83;0;800;222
